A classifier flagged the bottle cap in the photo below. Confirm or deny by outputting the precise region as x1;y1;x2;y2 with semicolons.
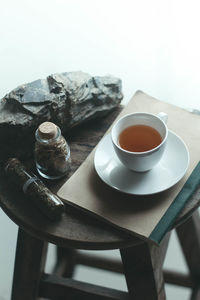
38;122;58;139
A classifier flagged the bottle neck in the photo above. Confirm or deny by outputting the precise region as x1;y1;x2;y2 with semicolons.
35;126;61;145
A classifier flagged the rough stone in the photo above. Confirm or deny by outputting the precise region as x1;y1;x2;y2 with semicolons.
0;71;123;163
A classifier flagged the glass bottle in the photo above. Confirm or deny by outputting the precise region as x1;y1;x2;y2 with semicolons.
34;122;71;180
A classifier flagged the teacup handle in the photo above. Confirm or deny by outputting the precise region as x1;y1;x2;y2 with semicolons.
157;112;168;124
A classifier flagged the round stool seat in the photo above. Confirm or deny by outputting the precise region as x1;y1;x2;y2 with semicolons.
0;106;199;251
0;169;138;249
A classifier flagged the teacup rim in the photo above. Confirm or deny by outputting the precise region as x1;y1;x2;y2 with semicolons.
111;112;168;155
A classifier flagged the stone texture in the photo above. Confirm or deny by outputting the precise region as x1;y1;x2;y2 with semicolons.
0;71;123;163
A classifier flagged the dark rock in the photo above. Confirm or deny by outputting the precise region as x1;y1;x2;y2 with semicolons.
0;71;123;163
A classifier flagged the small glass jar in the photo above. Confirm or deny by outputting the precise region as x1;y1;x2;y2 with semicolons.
34;122;71;180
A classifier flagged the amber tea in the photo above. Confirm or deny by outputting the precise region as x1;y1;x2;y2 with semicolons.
119;124;162;152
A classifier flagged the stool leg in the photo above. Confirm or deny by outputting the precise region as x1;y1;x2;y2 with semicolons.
11;228;47;300
120;235;169;300
176;211;200;284
190;287;200;300
54;247;76;278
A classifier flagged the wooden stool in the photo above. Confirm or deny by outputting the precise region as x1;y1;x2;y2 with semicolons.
0;107;200;300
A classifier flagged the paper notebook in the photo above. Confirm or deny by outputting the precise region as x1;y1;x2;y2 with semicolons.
57;91;200;244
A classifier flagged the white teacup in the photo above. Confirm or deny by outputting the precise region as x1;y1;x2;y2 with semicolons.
111;112;168;172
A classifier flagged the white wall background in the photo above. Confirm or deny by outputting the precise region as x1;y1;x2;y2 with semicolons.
1;0;200;109
0;0;200;299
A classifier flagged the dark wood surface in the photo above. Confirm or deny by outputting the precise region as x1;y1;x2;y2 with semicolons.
120;233;170;300
11;228;47;300
176;211;200;282
190;287;200;300
0;105;200;250
39;273;129;300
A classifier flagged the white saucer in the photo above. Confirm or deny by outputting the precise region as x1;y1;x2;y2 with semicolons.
94;131;189;195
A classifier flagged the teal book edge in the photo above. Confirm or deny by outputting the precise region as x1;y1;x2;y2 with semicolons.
149;161;200;244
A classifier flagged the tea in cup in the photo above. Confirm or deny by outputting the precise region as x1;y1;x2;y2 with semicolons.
111;112;168;172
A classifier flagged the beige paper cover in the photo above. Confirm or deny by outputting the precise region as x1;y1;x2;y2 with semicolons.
57;91;200;240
